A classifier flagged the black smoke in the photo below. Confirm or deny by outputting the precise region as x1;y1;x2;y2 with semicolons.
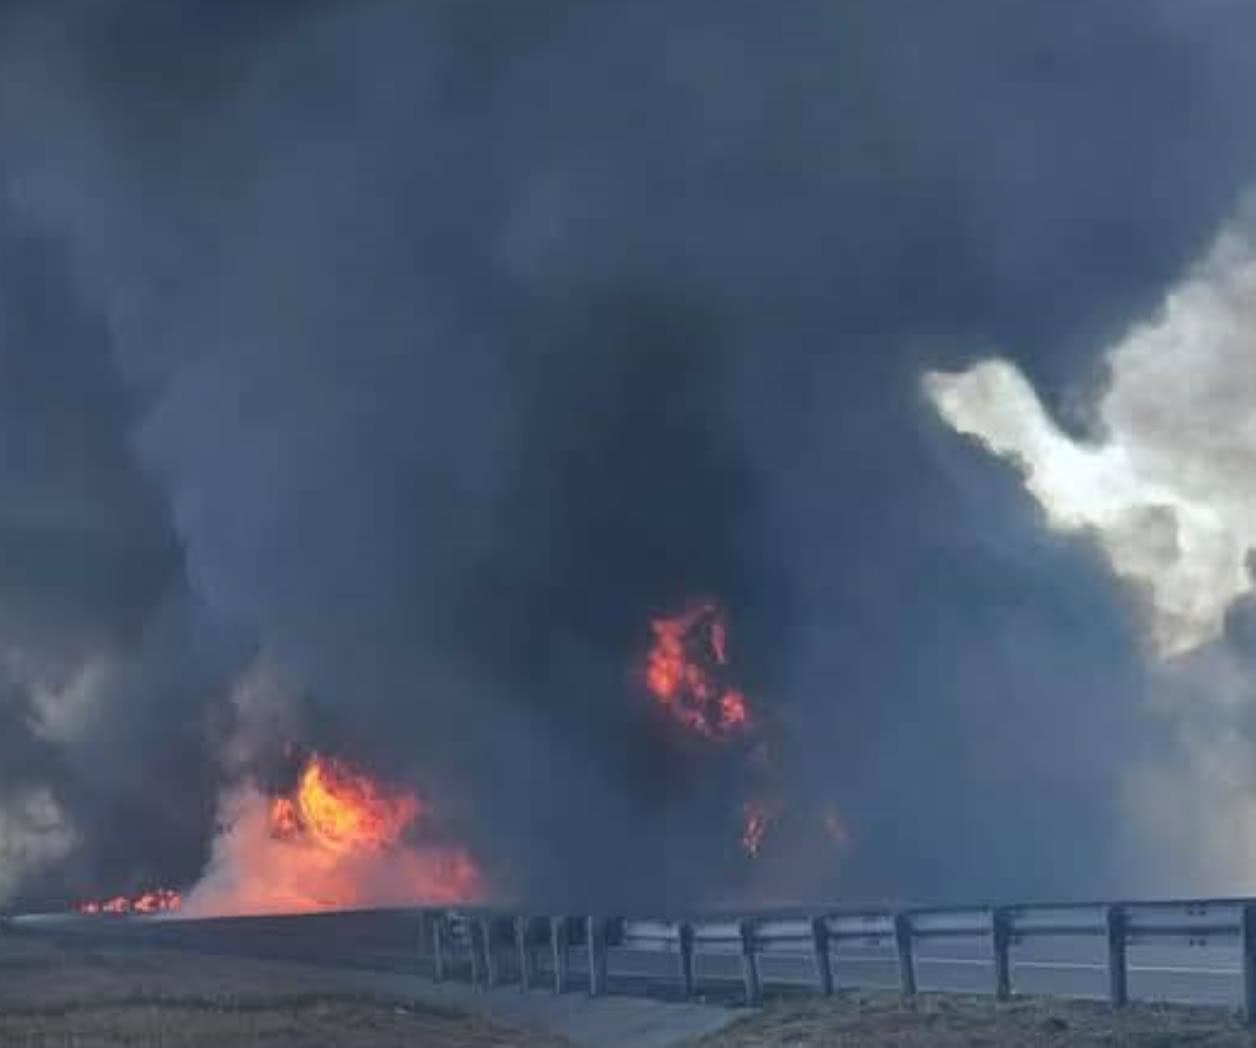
1;0;1255;909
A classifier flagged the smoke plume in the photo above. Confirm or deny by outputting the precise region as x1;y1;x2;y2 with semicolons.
926;201;1256;890
926;206;1256;658
2;0;1256;910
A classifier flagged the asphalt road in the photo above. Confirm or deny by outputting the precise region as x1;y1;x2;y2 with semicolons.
5;910;1247;1010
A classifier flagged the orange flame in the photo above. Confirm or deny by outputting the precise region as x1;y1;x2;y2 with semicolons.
645;600;752;739
181;752;480;917
281;754;423;853
76;888;182;916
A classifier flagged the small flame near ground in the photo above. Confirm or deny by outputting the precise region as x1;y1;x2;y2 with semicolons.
822;805;852;851
740;799;776;858
177;751;480;917
76;888;182;916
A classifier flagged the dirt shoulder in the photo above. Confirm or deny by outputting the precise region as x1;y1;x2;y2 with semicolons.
0;932;566;1046
691;991;1256;1046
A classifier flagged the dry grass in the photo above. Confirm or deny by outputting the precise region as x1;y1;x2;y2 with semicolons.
0;997;559;1047
692;991;1256;1046
0;935;567;1046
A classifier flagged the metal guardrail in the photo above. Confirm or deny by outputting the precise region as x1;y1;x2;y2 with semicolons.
416;898;1256;1022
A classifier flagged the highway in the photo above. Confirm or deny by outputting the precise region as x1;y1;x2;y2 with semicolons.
5;909;1247;1009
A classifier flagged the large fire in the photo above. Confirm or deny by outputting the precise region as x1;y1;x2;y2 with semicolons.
646;600;751;739
179;752;480;917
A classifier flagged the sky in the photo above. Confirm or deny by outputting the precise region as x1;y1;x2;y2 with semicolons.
2;0;1256;910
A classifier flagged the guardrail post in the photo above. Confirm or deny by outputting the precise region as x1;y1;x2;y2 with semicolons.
551;916;568;994
431;911;447;982
811;916;834;994
738;919;761;1005
678;921;696;999
1243;903;1256;1025
469;919;485;986
515;916;534;991
991;907;1012;1001
585;916;607;997
1106;905;1127;1007
894;913;917;996
480;918;499;987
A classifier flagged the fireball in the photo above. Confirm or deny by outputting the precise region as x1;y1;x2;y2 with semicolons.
180;751;481;917
284;754;422;853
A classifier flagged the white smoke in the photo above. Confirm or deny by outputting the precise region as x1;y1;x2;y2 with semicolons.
1122;646;1256;891
23;655;122;745
925;209;1256;658
0;788;74;902
216;656;304;777
925;200;1256;889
